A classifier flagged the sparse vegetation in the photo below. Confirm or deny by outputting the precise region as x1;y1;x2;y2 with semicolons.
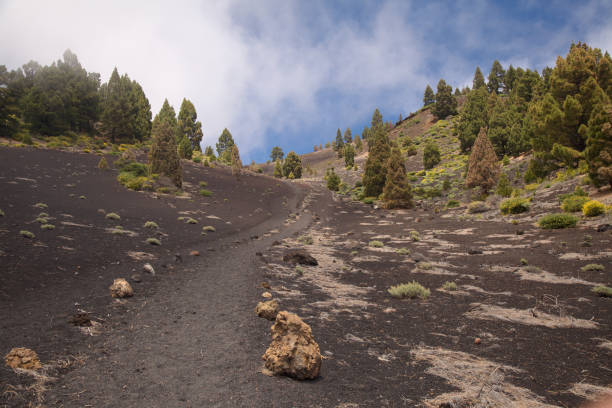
592;285;612;297
581;263;604;272
369;240;384;248
199;181;208;187
561;195;590;212
98;156;109;169
582;200;605;217
325;168;341;191
468;201;489;213
41;224;55;230
538;213;578;229
0;209;4;216
106;212;121;220
20;230;35;239
423;141;441;170
184;217;198;224
299;235;313;245
465;128;500;191
521;258;528;266
144;221;158;229
200;189;213;197
409;230;420;241
202;225;216;232
388;281;430;299
33;203;48;209
146;237;161;246
442;281;457;291
500;197;530;215
396;248;410;255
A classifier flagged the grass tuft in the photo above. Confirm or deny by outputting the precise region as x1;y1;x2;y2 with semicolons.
184;217;198;224
581;263;604;272
592;285;612;297
388;281;430;299
500;197;530;215
299;235;314;245
0;209;4;216
369;240;384;248
20;230;35;239
582;200;605;217
199;181;208;187
146;237;161;246
396;248;410;255
538;213;578;229
41;224;55;230
199;189;213;197
442;281;457;291
144;221;159;229
33;203;48;209
409;230;420;241
202;225;216;232
105;212;121;221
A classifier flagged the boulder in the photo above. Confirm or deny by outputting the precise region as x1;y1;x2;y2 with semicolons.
255;300;279;321
262;311;321;380
109;278;133;298
283;249;318;266
5;347;42;370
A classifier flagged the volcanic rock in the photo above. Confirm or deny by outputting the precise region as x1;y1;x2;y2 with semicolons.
109;278;133;298
5;347;42;370
283;249;318;266
255;300;279;321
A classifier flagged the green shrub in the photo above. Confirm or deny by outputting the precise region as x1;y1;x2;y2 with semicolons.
325;168;341;191
496;173;513;198
0;209;4;216
409;230;420;241
369;240;384;248
146;237;161;245
446;199;460;208
98;157;109;170
423;141;441;170
592;285;612;297
442;281;457;291
40;224;55;230
199;181;208;187
520;258;528;266
299;235;313;245
396;248;410;255
467;201;489;214
362;197;375;204
144;221;158;229
582;200;605;217
200;189;213;197
193;156;202;163
538;213;578;229
202;225;216;232
388;281;430;299
500;197;530;215
561;195;589;212
20;230;35;239
184;217;198;224
106;212;121;220
33;203;47;209
581;264;604;272
35;217;48;224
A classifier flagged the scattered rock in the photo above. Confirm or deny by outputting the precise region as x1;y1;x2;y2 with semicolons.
131;274;142;283
190;250;200;256
5;347;42;370
272;240;282;246
474;338;482;345
69;312;92;327
261;282;271;289
109;278;133;298
262;311;321;380
597;224;612;232
467;248;483;255
255;300;279;321
256;252;263;256
283;249;318;266
143;263;155;275
262;291;272;299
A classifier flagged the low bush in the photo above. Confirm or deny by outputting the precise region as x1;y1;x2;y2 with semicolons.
106;212;121;220
442;281;457;291
468;201;489;214
202;225;216;232
581;263;604;272
184;217;198;224
40;224;55;230
446;199;460;208
500;197;530;215
98;157;109;170
299;235;313;245
20;230;35;239
592;285;612;297
388;281;430;299
561;195;589;212
409;230;420;241
538;213;578;229
369;240;384;248
144;221;158;229
0;209;4;216
199;181;208;187
582;200;605;217
396;248;410;255
33;203;47;209
146;237;161;245
200;189;213;197
362;197;375;205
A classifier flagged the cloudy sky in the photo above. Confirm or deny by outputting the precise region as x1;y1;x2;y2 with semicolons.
1;0;612;162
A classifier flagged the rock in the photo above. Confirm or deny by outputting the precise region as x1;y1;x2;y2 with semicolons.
272;240;282;246
131;274;142;283
5;347;42;370
143;263;155;275
283;249;318;266
175;253;182;263
262;291;272;299
597;223;612;232
261;282;271;289
69;312;92;327
190;250;200;256
109;278;133;298
255;300;279;321
474;338;482;345
467;248;483;255
262;311;321;380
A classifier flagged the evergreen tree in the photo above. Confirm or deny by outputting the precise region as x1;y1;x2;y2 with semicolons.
354;134;363;152
487;94;529;156
487;60;505;94
362;125;370;143
496;172;513;197
465;128;500;191
325;168;341;191
432;79;457;120
344;143;355;168
423;141;441;169
382;147;413;208
131;81;152;141
152;99;177;134
457;86;489;152
230;144;242;178
177;135;193;159
177;98;203;152
473;67;486;89
585;103;612;187
99;68;128;142
216;128;235;161
270;146;284;161
0;65;22;138
273;159;283;178
149;112;182;188
204;145;215;160
423;84;435;106
283;151;302;179
371;108;383;130
362;125;391;197
335;128;344;156
504;65;516;94
343;127;352;144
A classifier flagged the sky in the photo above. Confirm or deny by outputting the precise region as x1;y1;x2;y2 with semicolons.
1;0;612;163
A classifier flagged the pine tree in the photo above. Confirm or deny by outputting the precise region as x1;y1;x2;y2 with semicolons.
354;134;363;152
423;141;441;170
473;67;486;89
423;85;435;106
585;103;612;187
343;127;352;144
325;168;341;191
362;125;391;197
496;172;513;197
273;159;283;178
177;98;203;152
283;151;302;179
216;128;235;162
230;144;242;178
382;147;413;208
177;135;193;159
335;128;344;157
152;99;177;134
149;114;182;188
270;146;284;161
100;68;130;143
457;86;490;152
465;128;500;191
344;143;355;168
432;79;457;120
371;108;383;130
504;65;516;94
487;60;505;94
204;145;215;160
131;81;152;141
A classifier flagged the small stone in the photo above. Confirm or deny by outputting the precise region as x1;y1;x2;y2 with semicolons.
5;347;42;370
261;282;271;289
190;250;200;256
262;291;272;299
467;248;483;255
143;263;155;275
597;224;612;232
474;338;482;345
109;278;133;298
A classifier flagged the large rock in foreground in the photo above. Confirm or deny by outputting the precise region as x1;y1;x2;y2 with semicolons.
283;249;318;266
5;347;42;370
109;278;133;298
262;311;321;380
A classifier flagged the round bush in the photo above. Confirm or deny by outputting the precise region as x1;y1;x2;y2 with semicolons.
538;213;578;229
582;200;605;217
500;197;530;215
561;195;589;212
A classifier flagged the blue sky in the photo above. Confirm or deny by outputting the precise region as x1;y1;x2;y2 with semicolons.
1;0;612;163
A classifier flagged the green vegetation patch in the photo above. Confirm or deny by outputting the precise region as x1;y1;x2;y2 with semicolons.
199;189;213;197
33;203;48;209
299;235;313;245
442;281;457;291
369;240;384;248
561;195;589;212
409;230;420;242
144;221;158;229
0;209;4;217
184;217;198;224
582;200;605;217
592;285;612;298
106;212;121;221
500;197;530;215
388;281;430;299
202;225;216;232
538;213;578;229
581;263;604;272
396;248;410;255
20;230;35;239
146;237;161;246
41;224;55;230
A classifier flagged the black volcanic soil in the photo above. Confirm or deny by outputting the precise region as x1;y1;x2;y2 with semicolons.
1;146;611;407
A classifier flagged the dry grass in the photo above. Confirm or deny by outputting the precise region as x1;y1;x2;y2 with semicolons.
568;382;612;401
411;346;556;407
465;303;599;329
